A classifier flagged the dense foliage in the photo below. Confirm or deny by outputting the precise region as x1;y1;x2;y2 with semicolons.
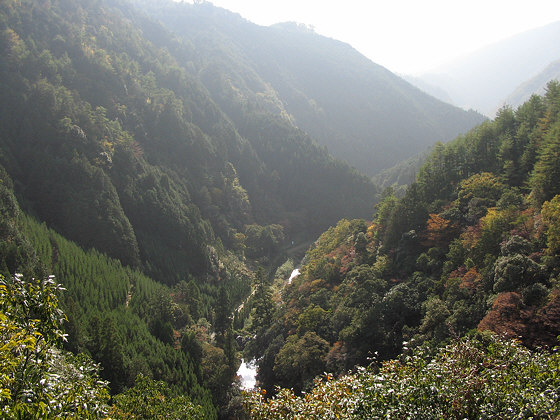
0;272;210;419
247;82;560;398
0;273;110;418
110;374;204;419
0;0;379;285
0;170;219;416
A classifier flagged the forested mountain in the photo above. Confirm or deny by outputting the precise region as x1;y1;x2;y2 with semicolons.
372;150;428;194
132;0;485;176
0;166;221;416
414;21;560;116
243;83;560;413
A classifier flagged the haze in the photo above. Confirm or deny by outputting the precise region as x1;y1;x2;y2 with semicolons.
200;0;560;74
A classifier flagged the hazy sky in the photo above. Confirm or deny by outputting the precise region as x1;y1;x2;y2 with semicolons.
201;0;560;74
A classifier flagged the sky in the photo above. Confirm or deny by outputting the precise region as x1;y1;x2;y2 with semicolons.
198;0;560;75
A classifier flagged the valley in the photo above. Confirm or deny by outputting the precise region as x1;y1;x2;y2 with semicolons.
0;0;558;418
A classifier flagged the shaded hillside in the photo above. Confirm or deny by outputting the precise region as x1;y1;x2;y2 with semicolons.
246;82;560;394
134;0;485;176
416;21;560;116
0;168;218;417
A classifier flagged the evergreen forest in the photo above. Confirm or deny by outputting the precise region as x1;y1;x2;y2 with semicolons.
0;0;558;418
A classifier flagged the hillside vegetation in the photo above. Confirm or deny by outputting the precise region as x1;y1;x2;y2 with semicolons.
243;83;560;415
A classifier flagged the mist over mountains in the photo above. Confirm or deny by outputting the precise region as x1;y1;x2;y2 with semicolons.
411;21;560;116
504;58;560;109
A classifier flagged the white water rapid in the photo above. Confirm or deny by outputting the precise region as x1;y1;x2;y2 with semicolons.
237;359;257;390
288;268;300;284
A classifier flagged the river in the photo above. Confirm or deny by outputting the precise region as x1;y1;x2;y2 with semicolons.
236;268;301;389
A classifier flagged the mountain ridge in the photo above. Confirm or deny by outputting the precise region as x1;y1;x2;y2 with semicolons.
135;0;485;176
501;59;560;110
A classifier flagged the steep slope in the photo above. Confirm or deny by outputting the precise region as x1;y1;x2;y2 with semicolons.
0;0;378;288
372;150;428;193
134;0;485;176
0;167;218;417
416;21;560;116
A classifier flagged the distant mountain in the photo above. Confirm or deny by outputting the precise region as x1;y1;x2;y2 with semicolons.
372;149;428;194
413;21;560;116
502;59;560;110
134;0;485;176
401;74;455;105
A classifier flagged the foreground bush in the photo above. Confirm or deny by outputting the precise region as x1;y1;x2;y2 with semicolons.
0;274;109;418
244;334;560;419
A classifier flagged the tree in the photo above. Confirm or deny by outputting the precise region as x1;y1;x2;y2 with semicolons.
542;195;560;255
251;268;274;335
423;213;453;246
457;172;504;209
0;274;109;418
213;286;231;340
418;296;451;343
245;268;274;362
530;122;560;205
273;332;330;393
175;279;202;321
296;304;329;337
146;289;176;344
87;315;128;394
493;254;544;293
110;374;204;419
244;224;285;260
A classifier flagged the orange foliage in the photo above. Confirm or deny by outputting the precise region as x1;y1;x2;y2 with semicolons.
325;341;347;370
460;225;482;250
340;248;356;275
478;289;560;348
423;213;454;246
458;267;481;290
